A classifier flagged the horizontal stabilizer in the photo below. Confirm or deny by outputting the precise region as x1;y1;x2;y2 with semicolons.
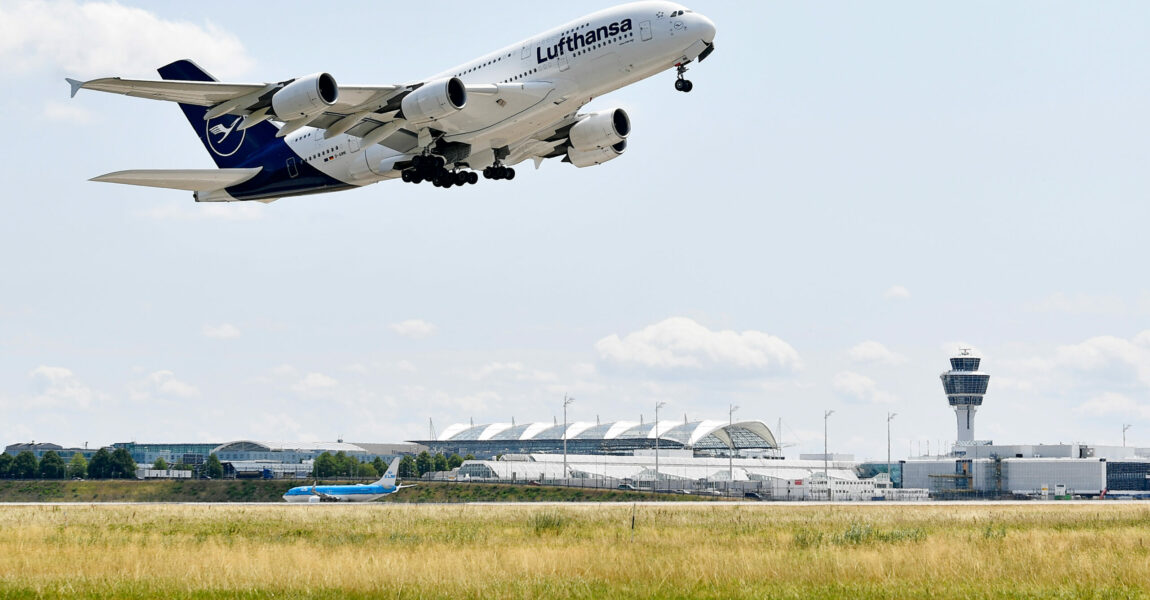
90;168;262;191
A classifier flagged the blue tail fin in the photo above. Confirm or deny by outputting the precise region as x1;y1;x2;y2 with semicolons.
157;60;282;169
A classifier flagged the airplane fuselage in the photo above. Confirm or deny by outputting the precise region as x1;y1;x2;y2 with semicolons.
218;1;715;201
282;483;395;503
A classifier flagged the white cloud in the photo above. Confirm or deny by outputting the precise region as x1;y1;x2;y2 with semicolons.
131;370;199;400
848;341;906;365
135;204;266;222
28;366;102;409
0;1;254;78
389;319;437;340
884;285;911;300
471;361;556;383
42;100;93;123
1074;392;1150;419
832;371;897;405
202;323;241;340
393;360;417;373
595;317;802;375
292;372;338;393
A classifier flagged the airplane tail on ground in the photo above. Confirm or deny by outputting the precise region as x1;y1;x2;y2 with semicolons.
156;59;282;170
375;457;402;490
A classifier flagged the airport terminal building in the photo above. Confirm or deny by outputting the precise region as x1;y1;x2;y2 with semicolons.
411;419;780;459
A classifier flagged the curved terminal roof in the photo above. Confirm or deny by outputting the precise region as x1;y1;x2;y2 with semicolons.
211;440;368;455
429;420;777;449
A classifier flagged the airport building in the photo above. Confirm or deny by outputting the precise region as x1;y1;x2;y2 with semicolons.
411;419;780;459
901;351;1150;498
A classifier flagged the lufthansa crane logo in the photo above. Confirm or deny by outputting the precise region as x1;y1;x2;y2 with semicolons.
204;115;246;157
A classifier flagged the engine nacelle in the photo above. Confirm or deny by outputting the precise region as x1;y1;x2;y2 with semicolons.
568;109;631;152
401;77;466;124
271;72;338;121
567;140;626;168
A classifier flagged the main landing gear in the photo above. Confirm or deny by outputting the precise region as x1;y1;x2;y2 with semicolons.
400;155;479;188
674;64;694;93
482;165;516;181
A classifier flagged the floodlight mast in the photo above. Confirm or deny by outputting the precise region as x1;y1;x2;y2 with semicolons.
824;410;835;500
562;395;574;482
655;401;666;493
728;404;739;488
887;412;898;487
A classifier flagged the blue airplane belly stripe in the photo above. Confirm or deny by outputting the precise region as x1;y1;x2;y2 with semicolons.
225;144;352;201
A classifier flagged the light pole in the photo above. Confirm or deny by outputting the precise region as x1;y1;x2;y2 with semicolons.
1123;424;1132;447
562;395;574;483
887;412;898;488
728;404;740;488
824;410;835;500
654;401;666;493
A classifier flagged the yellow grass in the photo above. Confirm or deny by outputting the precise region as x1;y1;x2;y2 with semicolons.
0;503;1148;598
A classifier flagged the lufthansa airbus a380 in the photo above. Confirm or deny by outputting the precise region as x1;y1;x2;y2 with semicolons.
68;2;716;203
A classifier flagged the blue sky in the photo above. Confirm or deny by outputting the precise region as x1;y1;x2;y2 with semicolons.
1;1;1148;460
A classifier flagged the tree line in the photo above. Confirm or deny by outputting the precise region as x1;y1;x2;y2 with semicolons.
0;448;135;480
0;450;228;480
310;451;474;479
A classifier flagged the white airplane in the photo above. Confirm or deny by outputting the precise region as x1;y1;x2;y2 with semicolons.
283;457;413;503
67;2;716;203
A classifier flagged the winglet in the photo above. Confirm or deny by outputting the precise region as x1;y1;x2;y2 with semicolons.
65;78;84;98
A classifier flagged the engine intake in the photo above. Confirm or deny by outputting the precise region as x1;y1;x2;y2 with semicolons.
567;140;626;168
401;77;467;124
568;109;630;152
271;72;338;121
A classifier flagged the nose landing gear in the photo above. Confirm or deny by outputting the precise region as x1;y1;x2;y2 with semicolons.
674;64;694;93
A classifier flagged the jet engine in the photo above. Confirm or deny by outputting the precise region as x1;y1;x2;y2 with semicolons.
566;140;626;168
401;77;467;124
271;72;338;121
568;109;630;151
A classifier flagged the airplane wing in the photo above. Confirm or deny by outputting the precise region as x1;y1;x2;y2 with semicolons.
68;64;556;151
90;168;262;191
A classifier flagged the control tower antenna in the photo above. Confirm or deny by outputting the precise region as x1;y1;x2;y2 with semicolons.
940;348;990;444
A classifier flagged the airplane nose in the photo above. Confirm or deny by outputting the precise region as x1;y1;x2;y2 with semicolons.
695;13;716;43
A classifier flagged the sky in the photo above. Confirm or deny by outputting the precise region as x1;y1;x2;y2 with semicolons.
1;1;1149;462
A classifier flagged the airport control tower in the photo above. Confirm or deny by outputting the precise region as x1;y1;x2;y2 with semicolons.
940;349;990;443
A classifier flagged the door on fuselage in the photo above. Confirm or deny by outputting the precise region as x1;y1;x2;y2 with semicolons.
640;21;653;42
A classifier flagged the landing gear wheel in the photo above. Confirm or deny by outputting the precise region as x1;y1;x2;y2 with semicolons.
454;172;467;186
675;63;694;93
505;168;516;180
467;172;479;185
401;170;413;183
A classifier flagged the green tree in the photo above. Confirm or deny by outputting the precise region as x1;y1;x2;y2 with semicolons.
87;448;112;479
110;448;137;479
312;453;336;478
415;451;432;477
356;461;378;479
152;457;168;471
205;453;224;479
464;454;476;461
66;453;87;479
371;456;386;476
38;451;66;479
447;453;464;470
12;451;38;479
398;455;417;478
432;453;449;473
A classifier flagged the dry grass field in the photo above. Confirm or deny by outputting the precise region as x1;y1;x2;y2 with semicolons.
1;503;1148;599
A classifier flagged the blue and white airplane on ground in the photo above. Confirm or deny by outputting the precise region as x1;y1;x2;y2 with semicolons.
67;2;716;202
283;457;412;503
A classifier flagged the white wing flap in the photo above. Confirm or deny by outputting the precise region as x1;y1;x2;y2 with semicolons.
90;168;262;191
